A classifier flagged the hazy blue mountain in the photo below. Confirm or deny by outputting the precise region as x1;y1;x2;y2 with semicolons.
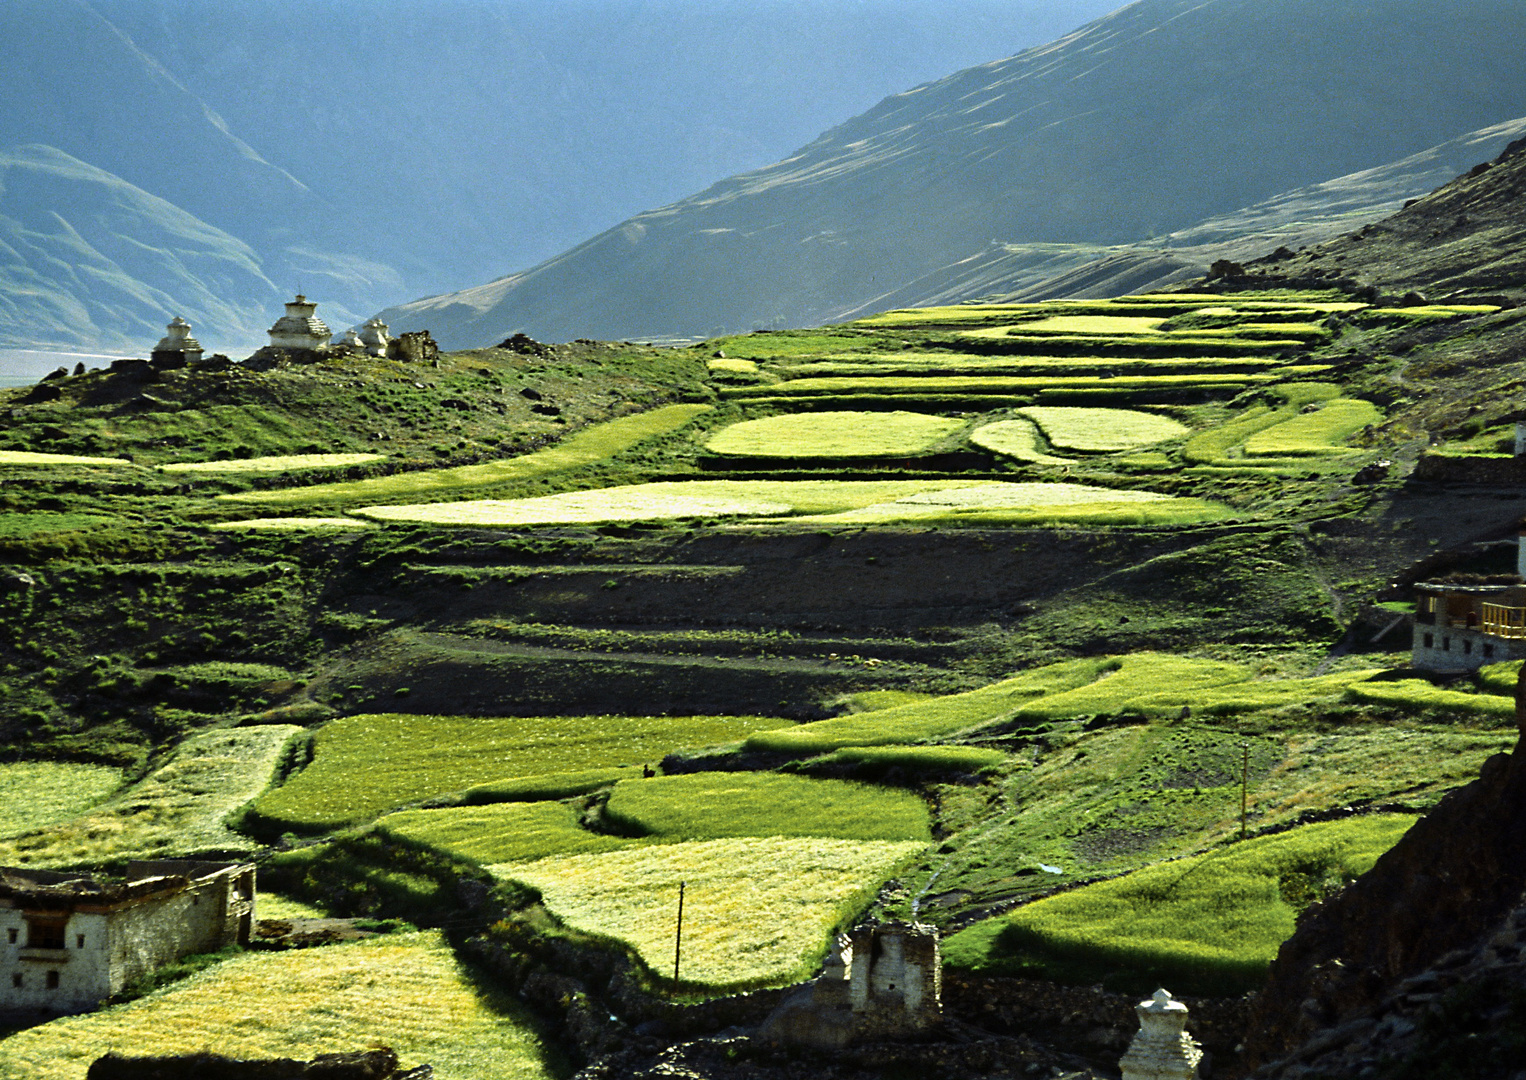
0;0;1117;362
0;146;278;354
381;0;1526;348
844;116;1526;312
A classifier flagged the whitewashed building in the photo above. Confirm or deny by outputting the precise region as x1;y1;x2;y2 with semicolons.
0;860;254;1018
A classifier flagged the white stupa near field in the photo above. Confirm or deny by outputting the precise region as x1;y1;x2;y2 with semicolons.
359;316;389;357
152;316;203;364
267;294;331;351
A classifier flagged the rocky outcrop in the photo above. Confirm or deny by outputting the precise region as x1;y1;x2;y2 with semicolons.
1240;666;1526;1071
86;1048;427;1080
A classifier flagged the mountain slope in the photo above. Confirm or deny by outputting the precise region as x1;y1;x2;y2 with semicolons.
862;114;1526;311
382;0;1526;348
0;146;279;353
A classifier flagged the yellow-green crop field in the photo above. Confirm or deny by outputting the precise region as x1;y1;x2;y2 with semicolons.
1343;679;1516;719
750;654;1393;755
212;516;379;531
1017;407;1190;452
786;483;1232;528
968;419;1073;463
1243;398;1381;456
601;772;932;841
498;837;925;990
224;403;712;505
942;815;1415;996
0;727;302;868
0;450;134;466
161;453;385;473
0;763;122;840
719;373;1278;400
0;932;559;1080
703;410;963;458
381;801;640;864
253;713;790;830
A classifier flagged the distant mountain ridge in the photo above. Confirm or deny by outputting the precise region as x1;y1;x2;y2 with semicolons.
382;0;1526;347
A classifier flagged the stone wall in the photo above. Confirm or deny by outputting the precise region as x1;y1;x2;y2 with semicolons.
1410;621;1526;670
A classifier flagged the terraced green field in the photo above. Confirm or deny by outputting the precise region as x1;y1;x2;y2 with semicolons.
253;713;790;830
497;837;925;990
0;763;122;840
703;410;963;458
1017;407;1190;452
943;815;1415;995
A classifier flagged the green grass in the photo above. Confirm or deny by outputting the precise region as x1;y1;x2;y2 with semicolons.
0;763;122;840
1478;660;1523;695
497;837;924;990
459;767;643;804
381;802;639;864
0;726;304;867
1017;407;1190;453
1007;653;1252;720
1005;315;1166;335
1243;398;1381;456
800;744;1007;774
0;450;133;466
161;453;385;473
253;713;790;831
703;410;963;458
602;772;932;841
223;403;712;506
0;931;560;1080
0;512;119;541
968;419;1073;463
256;893;332;920
747;657;1116;753
1343;679;1516;719
942;815;1415;995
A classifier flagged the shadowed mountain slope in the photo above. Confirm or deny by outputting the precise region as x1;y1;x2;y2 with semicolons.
382;0;1526;348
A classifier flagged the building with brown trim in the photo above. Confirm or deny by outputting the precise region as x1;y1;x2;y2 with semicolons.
0;860;254;1018
1412;582;1526;671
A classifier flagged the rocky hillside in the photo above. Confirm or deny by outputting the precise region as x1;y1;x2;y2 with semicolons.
382;0;1526;347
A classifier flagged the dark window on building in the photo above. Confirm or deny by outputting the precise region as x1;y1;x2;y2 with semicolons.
1485;643;1496;659
10;973;20;988
1464;640;1473;655
75;934;85;949
6;928;15;944
26;919;66;950
44;970;59;989
1424;633;1434;648
1443;637;1452;651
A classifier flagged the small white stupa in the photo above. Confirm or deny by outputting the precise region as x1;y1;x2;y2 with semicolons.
358;316;390;358
340;327;365;349
267;294;332;351
152;316;203;364
1119;989;1203;1080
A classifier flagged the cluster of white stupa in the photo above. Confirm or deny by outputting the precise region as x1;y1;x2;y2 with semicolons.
151;294;388;361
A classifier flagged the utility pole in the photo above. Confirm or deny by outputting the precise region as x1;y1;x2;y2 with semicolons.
1240;742;1250;840
673;881;685;986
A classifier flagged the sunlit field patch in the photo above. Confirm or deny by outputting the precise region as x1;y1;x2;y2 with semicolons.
381;801;641;864
0;450;133;466
254;713;789;830
602;772;931;841
0;931;559;1080
1243;398;1382;456
224;403;712;505
968;419;1073;464
0;727;303;867
703;410;962;458
787;482;1230;528
161;453;385;473
1017;407;1190;453
942;815;1415;996
212;516;378;531
0;763;122;840
497;837;924;989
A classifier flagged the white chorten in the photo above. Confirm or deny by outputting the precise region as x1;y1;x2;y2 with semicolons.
359;316;389;358
340;327;365;349
267;294;332;351
152;316;203;363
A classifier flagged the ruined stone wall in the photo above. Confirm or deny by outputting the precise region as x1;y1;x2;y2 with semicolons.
106;868;251;994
